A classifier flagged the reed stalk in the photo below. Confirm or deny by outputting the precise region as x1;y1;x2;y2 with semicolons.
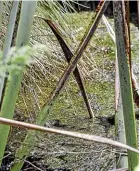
113;1;138;170
0;0;37;166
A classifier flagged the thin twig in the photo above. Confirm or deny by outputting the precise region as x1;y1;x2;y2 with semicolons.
0;152;11;161
24;160;44;171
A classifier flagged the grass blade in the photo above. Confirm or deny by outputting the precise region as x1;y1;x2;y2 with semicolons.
102;14;139;109
115;94;128;168
0;0;19;103
0;0;37;166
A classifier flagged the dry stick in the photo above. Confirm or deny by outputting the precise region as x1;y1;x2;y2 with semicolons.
24;160;44;171
42;18;94;118
0;117;138;154
43;0;110;109
123;1;131;69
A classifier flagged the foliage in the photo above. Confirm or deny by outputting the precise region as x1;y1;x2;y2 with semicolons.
0;1;139;170
0;0;37;166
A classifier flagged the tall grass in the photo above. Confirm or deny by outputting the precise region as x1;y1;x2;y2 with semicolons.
113;1;138;170
0;1;3;30
0;0;37;166
102;14;128;168
11;1;110;170
0;1;138;170
0;1;19;103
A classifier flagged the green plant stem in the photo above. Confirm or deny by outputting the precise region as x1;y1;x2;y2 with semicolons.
0;0;37;166
0;71;23;163
115;94;128;168
0;0;19;103
113;1;138;170
115;55;128;168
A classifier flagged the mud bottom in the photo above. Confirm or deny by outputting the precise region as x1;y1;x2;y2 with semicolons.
0;152;70;171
